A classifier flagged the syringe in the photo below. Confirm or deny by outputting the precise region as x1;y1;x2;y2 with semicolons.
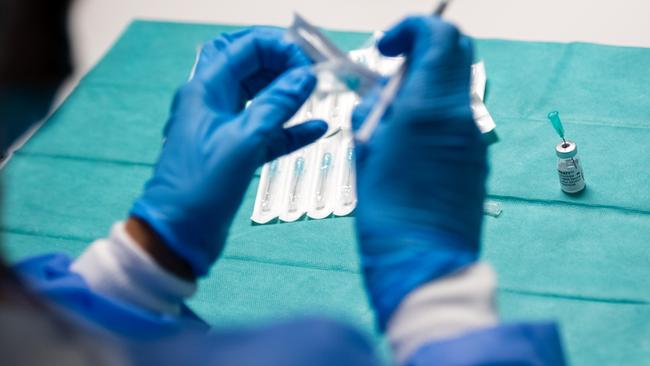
260;159;279;212
288;156;306;213
341;145;355;206
314;152;333;210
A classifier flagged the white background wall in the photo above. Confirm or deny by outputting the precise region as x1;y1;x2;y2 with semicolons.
63;0;650;100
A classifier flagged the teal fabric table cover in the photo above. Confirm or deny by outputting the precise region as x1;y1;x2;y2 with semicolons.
3;20;650;365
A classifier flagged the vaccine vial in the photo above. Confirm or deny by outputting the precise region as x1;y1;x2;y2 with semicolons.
556;141;585;194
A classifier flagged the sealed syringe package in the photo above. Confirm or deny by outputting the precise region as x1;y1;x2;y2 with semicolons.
251;14;498;224
251;68;361;224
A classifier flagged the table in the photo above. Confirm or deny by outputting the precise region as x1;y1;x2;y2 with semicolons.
3;20;650;365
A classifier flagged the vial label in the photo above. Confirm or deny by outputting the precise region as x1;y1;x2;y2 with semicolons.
557;157;585;193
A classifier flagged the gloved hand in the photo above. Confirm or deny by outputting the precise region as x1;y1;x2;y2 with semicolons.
352;17;487;329
131;28;327;277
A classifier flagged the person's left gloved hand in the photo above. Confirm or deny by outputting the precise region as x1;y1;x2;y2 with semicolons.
351;17;486;329
131;28;327;277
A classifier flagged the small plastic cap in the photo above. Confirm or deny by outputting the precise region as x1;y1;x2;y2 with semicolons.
556;140;577;158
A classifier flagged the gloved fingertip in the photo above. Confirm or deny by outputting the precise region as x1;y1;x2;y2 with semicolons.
283;119;328;153
309;119;329;134
301;119;329;140
377;31;406;57
377;16;422;57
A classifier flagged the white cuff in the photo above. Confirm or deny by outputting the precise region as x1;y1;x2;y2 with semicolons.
71;222;197;315
387;263;498;365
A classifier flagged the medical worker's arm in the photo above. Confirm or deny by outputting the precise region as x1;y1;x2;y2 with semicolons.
15;28;380;365
352;16;566;365
70;28;328;313
127;27;328;278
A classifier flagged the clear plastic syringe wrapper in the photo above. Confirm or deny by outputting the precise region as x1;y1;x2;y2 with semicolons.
251;66;362;224
333;134;357;216
252;104;306;223
286;13;383;96
251;33;500;224
307;137;339;219
279;147;317;222
306;91;358;219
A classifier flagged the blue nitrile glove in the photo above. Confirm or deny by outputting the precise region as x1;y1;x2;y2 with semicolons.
131;28;327;277
352;17;487;329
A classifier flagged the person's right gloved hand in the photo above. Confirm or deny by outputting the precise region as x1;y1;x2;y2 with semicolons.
130;28;327;278
351;17;488;329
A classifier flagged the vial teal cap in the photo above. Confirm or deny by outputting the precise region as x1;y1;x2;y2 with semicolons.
556;140;577;158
